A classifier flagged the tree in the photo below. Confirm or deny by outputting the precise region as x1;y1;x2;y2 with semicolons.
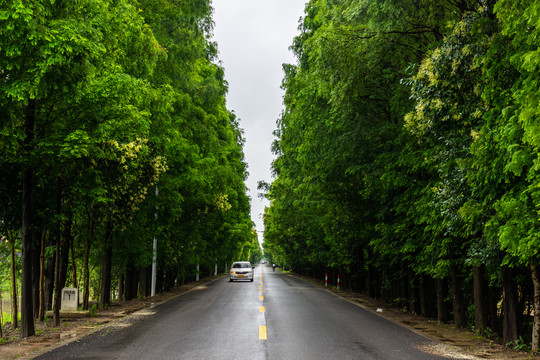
480;0;540;349
1;0;163;330
404;9;495;328
263;0;535;338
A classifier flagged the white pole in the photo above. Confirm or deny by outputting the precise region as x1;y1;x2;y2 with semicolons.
151;185;159;296
214;259;218;276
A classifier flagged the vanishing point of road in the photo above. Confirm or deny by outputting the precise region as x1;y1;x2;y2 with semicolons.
36;265;455;360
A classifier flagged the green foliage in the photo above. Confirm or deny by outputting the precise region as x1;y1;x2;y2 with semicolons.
263;0;540;343
402;9;497;279
0;0;254;326
89;304;97;317
264;0;482;280
507;336;531;352
488;0;540;265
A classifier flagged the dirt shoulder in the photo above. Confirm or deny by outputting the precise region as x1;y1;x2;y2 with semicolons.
2;272;539;360
290;273;540;360
0;275;225;360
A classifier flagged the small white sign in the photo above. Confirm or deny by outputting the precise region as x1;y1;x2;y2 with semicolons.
61;288;78;311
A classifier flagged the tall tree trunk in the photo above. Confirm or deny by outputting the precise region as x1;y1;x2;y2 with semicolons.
356;260;365;293
100;221;113;308
44;241;55;311
53;225;61;326
502;266;519;344
53;179;63;327
436;278;447;323
408;269;416;314
52;222;70;325
69;218;78;308
83;211;93;310
488;285;500;334
10;239;18;330
44;252;55;310
70;236;77;289
400;261;408;310
139;267;147;298
20;99;35;338
367;262;376;298
419;276;427;317
530;264;540;352
61;209;72;290
31;230;40;320
52;221;71;324
451;264;466;328
38;229;46;322
473;265;488;332
144;265;152;297
125;263;138;301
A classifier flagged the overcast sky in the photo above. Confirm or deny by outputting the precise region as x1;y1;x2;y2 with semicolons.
211;0;307;245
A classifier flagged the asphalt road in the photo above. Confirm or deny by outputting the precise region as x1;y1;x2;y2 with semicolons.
36;265;454;360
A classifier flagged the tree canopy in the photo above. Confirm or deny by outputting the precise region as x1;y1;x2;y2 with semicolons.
0;0;256;338
263;0;540;350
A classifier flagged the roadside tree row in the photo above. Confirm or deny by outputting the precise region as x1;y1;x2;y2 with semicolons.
0;0;257;338
263;0;540;351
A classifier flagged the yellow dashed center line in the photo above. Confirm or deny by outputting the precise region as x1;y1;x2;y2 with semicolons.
259;326;267;340
259;265;267;340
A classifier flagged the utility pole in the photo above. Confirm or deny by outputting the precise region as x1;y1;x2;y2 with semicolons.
151;185;158;297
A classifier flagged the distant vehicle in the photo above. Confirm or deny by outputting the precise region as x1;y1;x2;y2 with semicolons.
229;261;255;282
261;260;267;264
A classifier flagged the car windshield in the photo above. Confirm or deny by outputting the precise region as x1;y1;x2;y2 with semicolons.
232;263;250;268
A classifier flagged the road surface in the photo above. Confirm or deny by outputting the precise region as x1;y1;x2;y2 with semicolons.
36;265;455;359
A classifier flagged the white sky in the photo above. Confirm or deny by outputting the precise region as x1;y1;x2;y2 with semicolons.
211;0;307;246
